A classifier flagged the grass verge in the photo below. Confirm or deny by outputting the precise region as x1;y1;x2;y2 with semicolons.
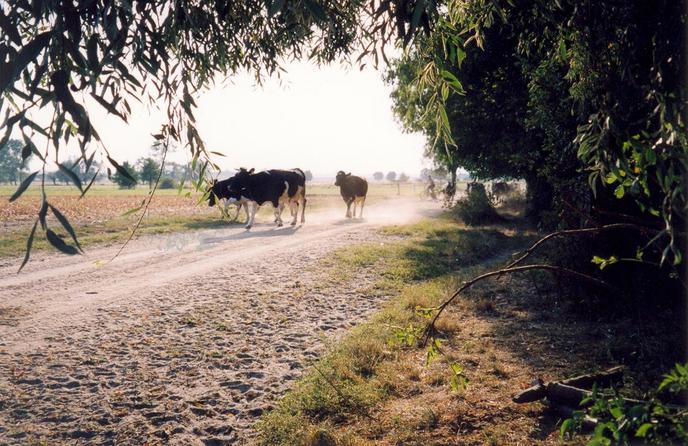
255;216;684;445
255;217;532;445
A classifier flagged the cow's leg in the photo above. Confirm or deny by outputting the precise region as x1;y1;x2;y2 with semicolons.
242;202;249;223
294;186;305;224
246;202;257;230
352;200;357;218
345;199;353;218
272;200;283;227
289;201;298;226
359;197;365;218
301;196;307;223
275;203;285;223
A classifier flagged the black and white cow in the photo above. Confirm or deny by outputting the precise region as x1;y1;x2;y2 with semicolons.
207;176;249;218
334;171;368;218
225;168;307;229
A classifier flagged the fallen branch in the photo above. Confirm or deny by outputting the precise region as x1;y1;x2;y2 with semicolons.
513;366;624;404
422;264;619;346
512;367;647;409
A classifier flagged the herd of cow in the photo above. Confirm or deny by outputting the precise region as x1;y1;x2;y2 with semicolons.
208;168;369;230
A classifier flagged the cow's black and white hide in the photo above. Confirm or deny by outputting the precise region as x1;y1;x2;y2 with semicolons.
226;168;307;229
207;176;249;219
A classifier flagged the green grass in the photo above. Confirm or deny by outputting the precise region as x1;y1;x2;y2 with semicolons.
255;217;532;446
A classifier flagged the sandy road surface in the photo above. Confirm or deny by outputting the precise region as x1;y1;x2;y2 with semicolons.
0;199;438;445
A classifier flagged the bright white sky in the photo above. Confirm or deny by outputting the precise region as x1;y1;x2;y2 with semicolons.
76;60;429;179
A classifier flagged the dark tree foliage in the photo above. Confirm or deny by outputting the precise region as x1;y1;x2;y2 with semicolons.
387;0;686;277
0;138;30;184
373;171;384;181
137;157;161;188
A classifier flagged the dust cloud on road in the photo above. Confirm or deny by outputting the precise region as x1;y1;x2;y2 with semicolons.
0;197;439;445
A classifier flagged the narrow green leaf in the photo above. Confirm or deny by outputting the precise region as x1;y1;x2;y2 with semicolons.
49;204;82;252
560;418;573;438
18;220;38;272
46;229;80;255
609;406;623;419
80;170;100;198
38;200;48;230
558;39;567;60
107;156;136;182
121;199;146;217
9;171;38;202
614;184;625;199
57;162;83;191
21;143;32;161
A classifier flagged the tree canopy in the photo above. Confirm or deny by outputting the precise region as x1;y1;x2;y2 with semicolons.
386;0;686;269
137;157;161;188
0;138;30;184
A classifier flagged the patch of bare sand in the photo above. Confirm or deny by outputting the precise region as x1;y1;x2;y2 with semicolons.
0;198;439;445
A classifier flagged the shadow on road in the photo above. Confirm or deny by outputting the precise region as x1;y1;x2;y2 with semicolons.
331;218;366;226
200;225;303;245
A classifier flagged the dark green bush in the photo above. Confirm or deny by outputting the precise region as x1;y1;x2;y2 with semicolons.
561;363;688;445
159;177;176;189
453;183;503;226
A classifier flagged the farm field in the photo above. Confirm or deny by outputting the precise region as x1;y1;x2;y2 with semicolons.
0;181;441;259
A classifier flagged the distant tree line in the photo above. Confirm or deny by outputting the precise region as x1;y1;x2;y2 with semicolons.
0;138;200;190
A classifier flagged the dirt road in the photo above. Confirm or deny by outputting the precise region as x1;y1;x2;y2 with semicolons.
0;198;438;445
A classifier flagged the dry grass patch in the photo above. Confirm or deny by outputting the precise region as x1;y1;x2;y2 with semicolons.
256;216;683;445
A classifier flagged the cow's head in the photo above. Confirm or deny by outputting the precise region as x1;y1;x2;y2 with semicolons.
225;168;254;202
334;171;350;186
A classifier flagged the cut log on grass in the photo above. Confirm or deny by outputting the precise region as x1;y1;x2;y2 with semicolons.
512;366;624;403
547;382;596;407
512;379;546;404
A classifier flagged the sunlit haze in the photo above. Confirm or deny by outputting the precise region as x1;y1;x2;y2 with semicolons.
74;61;429;180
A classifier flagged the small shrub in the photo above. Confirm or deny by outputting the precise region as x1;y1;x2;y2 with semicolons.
452;183;503;226
561;363;688;445
159;177;176;189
